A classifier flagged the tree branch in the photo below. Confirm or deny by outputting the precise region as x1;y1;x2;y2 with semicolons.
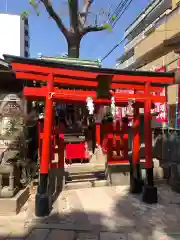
40;0;68;37
80;0;94;26
68;0;79;33
82;25;107;35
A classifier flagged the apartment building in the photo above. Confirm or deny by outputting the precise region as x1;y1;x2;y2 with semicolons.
0;13;30;59
116;0;180;128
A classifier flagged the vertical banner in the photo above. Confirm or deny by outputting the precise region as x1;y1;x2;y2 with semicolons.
115;89;134;125
154;88;168;123
154;66;168;124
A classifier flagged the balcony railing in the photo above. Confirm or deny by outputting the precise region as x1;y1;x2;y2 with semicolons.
124;0;168;37
124;8;173;53
135;5;180;58
116;56;135;69
124;32;145;53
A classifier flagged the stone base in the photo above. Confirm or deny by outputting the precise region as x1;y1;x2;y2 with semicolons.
0;186;19;198
0;187;29;215
142;185;158;204
49;168;65;203
35;192;50;217
106;164;130;186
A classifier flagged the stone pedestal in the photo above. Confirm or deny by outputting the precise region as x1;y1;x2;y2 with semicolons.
0;187;29;215
0;186;19;198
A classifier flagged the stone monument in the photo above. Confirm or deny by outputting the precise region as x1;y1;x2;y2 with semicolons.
0;93;30;214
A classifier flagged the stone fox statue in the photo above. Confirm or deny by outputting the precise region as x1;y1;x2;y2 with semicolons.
0;93;38;198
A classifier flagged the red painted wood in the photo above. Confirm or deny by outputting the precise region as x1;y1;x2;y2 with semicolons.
65;143;87;160
144;82;153;169
23;87;166;103
96;123;101;146
40;74;54;174
12;62;174;85
108;160;129;165
58;133;65;168
132;106;140;166
16;72;164;92
106;120;129;165
11;60;173;170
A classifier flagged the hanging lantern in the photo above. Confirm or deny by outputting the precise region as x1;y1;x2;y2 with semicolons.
86;97;94;115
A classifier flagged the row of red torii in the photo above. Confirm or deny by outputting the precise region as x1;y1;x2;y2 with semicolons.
9;55;179;217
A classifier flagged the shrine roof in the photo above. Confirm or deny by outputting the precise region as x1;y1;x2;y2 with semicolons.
0;58;22;91
0;58;15;80
0;58;11;70
4;54;177;86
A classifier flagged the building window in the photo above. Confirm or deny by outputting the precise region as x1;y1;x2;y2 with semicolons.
25;51;29;58
25;29;29;36
25;40;29;48
24;18;29;26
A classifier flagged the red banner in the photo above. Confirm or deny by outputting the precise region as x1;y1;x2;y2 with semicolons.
115;89;134;120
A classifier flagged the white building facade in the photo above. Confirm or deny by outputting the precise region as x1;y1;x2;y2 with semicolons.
0;13;30;59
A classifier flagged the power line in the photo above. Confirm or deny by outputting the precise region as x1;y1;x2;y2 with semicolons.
88;0;133;58
108;0;127;25
112;0;134;28
101;0;166;62
108;1;124;20
100;27;180;63
101;38;125;62
100;0;134;62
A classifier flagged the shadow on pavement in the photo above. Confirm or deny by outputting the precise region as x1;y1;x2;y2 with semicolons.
1;184;180;239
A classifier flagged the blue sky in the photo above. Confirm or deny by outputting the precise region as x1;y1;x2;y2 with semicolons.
0;0;151;67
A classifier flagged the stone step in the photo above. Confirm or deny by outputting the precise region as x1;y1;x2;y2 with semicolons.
64;180;108;190
65;163;105;174
66;171;105;181
66;177;100;183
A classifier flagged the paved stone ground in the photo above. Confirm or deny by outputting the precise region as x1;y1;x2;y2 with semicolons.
1;184;180;239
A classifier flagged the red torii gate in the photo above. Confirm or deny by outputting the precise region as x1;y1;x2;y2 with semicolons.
5;54;177;217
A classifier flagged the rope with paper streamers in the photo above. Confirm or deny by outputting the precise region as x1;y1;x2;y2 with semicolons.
86;97;94;115
111;96;116;117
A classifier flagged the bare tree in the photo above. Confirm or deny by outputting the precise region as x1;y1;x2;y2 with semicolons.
27;0;111;58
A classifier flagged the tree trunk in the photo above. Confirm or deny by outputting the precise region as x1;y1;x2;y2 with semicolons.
67;35;81;58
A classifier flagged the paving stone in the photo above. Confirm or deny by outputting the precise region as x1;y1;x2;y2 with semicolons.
76;232;98;240
57;190;91;230
47;230;75;240
25;229;49;240
0;227;10;239
76;187;115;229
7;224;30;239
2;185;180;240
127;232;145;240
100;232;127;240
166;234;180;240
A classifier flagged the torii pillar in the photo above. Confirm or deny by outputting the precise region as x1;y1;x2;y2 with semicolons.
35;74;54;217
142;82;158;203
130;104;143;193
